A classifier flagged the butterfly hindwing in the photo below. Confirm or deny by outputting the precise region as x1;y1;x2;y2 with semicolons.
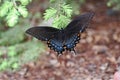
64;33;80;52
48;39;64;54
47;30;65;54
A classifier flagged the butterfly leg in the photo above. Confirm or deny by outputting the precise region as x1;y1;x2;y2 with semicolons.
57;51;63;57
70;48;76;55
66;47;76;55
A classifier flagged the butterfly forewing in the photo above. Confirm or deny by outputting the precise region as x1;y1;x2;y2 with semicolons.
65;12;94;33
26;26;59;41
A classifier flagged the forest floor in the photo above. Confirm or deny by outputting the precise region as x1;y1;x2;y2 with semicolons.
0;0;120;80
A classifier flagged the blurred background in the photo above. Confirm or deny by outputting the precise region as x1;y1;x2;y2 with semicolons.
0;0;120;80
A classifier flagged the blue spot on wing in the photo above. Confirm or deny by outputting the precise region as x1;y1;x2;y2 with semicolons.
65;33;80;51
47;39;64;53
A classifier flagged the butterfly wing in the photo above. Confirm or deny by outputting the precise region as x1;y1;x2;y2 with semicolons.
64;33;80;52
26;26;59;41
26;26;64;55
64;12;94;51
48;30;65;55
65;12;94;33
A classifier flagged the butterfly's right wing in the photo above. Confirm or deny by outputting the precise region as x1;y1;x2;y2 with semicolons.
64;12;94;51
26;26;60;41
65;12;94;34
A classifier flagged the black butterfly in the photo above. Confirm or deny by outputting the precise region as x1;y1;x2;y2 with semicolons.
26;12;94;56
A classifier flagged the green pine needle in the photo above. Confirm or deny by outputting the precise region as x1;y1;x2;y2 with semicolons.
44;8;57;20
62;4;73;17
53;15;70;29
18;6;28;18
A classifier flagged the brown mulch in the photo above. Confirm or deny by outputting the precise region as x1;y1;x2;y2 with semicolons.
0;0;120;80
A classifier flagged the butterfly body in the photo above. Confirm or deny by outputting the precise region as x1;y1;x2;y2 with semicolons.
26;12;94;55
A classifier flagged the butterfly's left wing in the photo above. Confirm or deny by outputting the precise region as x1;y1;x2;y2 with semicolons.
64;12;94;51
26;26;60;41
26;26;65;55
